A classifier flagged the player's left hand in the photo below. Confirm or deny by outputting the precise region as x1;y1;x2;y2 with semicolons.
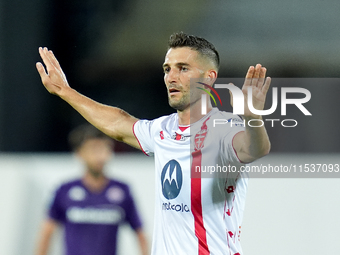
241;64;271;119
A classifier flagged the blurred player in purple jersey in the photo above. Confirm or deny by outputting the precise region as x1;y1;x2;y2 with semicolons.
35;124;148;255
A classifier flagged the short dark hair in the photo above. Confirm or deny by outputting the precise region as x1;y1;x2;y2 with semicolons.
68;124;113;151
168;32;220;70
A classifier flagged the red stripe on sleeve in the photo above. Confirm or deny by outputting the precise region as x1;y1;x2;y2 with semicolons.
132;121;149;156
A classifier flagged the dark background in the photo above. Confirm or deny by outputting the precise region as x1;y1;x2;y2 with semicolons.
1;0;340;152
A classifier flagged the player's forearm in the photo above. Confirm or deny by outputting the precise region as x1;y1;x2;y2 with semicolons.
136;229;148;255
59;87;137;141
36;237;51;255
242;116;271;161
35;220;56;255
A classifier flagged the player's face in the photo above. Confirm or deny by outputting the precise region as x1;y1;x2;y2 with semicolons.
77;138;113;176
163;47;207;111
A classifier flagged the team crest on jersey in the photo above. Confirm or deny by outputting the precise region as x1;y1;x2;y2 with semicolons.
106;186;125;203
194;117;210;151
161;159;183;200
68;186;86;201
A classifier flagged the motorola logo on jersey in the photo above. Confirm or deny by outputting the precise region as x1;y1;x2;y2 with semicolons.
162;202;190;212
161;159;183;200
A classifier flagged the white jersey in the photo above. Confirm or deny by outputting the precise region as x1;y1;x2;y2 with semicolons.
133;108;248;255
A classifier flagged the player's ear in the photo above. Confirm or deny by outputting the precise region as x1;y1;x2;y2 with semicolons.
206;69;217;84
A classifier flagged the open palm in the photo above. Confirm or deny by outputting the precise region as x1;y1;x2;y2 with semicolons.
36;47;70;96
242;64;271;118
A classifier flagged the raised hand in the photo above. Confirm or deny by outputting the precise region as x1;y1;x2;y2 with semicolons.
36;47;70;96
242;64;271;119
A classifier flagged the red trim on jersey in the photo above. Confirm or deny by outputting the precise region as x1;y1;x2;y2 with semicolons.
223;172;240;219
191;150;210;255
132;121;149;156
226;229;231;255
178;125;190;132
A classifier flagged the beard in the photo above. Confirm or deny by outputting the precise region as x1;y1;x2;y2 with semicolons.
168;87;204;112
168;92;190;111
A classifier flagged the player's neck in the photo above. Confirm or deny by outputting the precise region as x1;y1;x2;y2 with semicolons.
177;101;213;125
82;171;109;193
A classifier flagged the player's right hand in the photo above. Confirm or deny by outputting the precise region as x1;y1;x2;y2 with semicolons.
36;47;70;96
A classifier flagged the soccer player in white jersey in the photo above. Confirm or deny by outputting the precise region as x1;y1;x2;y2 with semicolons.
36;32;271;255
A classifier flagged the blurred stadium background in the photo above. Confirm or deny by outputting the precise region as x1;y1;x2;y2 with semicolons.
1;0;340;254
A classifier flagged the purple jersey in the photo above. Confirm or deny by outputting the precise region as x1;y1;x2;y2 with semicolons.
48;179;142;255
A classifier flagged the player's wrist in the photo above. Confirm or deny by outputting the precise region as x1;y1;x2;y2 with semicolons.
59;86;77;101
242;115;263;121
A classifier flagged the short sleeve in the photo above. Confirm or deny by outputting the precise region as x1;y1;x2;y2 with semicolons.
123;187;143;231
133;119;155;156
221;116;245;164
48;187;66;222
